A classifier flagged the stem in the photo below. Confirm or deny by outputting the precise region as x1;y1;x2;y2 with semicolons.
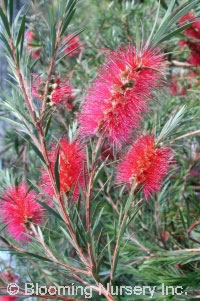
31;224;90;276
110;183;136;282
188;220;200;245
172;129;200;142
98;179;119;214
9;39;35;122
85;135;104;271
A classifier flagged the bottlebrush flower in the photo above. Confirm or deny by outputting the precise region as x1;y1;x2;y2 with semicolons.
116;135;172;199
189;50;200;66
40;139;86;200
51;79;74;105
178;12;200;40
0;184;43;242
31;75;74;107
79;45;166;145
26;30;41;59
63;35;82;57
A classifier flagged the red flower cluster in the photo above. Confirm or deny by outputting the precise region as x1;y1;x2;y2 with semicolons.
0;184;43;241
51;79;74;107
178;12;200;66
117;135;172;199
179;12;200;39
26;30;41;59
63;35;82;57
79;45;165;145
32;75;74;109
40;139;86;200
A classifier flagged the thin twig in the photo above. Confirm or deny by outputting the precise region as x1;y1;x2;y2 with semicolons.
85;135;104;272
188;220;200;245
31;224;90;276
172;130;200;142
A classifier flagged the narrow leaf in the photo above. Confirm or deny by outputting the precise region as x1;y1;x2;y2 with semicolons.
16;15;26;47
8;0;13;25
0;6;11;37
37;200;64;222
29;141;45;164
54;150;60;193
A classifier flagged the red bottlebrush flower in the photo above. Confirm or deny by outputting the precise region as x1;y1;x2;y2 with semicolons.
79;45;166;145
116;135;172;199
0;184;43;242
179;12;200;39
40;139;86;200
51;79;74;105
63;35;82;57
26;30;41;59
189;51;200;66
178;39;200;66
186;41;200;66
31;75;74;107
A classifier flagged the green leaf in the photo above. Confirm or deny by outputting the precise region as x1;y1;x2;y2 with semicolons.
16;15;26;47
37;200;64;222
0;116;26;130
158;22;194;44
91;207;104;235
8;0;13;25
0;32;13;58
151;0;199;45
0;6;11;37
61;0;77;36
29;141;46;164
168;0;199;31
146;0;160;47
20;251;52;263
60;226;76;249
157;106;186;143
0;235;10;246
54;150;60;193
3;0;8;10
45;114;52;137
51;23;56;56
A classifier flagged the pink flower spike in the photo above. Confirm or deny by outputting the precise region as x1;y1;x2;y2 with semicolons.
116;135;172;199
51;80;74;106
79;45;166;146
40;139;87;201
0;183;43;242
